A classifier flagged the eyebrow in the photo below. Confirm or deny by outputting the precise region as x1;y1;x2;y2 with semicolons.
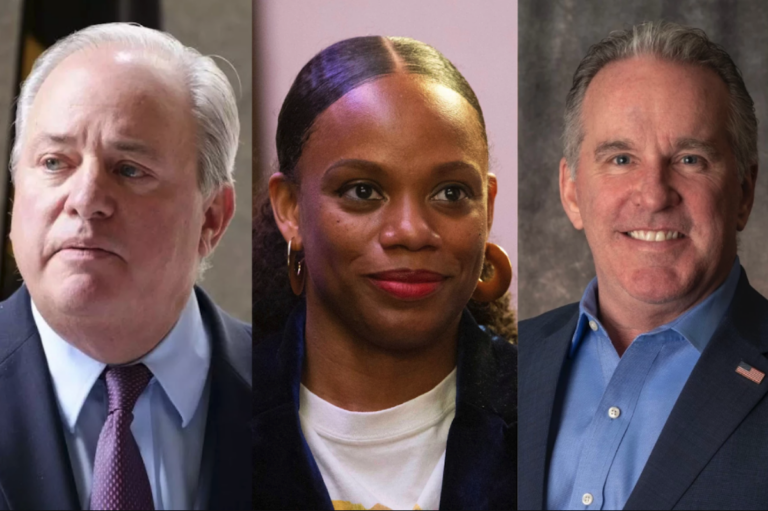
673;138;722;160
27;133;160;160
594;139;635;162
593;137;723;162
323;158;482;178
28;133;77;149
323;158;383;177
110;140;160;160
431;160;482;178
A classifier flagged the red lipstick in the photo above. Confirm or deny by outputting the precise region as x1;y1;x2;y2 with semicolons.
368;269;446;300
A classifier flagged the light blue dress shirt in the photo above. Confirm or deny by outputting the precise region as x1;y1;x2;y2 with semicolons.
546;258;741;511
34;291;212;510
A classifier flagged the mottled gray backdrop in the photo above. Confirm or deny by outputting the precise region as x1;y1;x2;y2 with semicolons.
519;0;768;320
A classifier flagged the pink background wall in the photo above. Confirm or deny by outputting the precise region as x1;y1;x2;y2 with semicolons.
254;0;518;307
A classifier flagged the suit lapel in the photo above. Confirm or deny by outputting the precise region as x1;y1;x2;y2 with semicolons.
195;288;253;510
518;306;579;510
625;275;768;510
252;304;333;510
440;312;517;510
0;287;80;510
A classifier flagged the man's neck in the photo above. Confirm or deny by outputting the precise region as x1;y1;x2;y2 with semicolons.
596;276;731;357
33;290;190;364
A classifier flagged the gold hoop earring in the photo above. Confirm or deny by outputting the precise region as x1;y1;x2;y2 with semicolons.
471;243;512;302
287;238;305;296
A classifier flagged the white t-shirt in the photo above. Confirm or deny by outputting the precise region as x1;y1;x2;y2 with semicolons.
299;369;457;511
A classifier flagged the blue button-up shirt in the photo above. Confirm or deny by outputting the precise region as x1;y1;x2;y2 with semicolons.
546;259;741;510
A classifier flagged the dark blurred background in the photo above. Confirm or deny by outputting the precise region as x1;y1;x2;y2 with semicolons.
0;0;251;321
518;0;768;320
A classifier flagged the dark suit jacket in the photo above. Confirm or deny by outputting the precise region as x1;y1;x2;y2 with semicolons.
0;285;252;510
519;268;768;510
252;304;517;510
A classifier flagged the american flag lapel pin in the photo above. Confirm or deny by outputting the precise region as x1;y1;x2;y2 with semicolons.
736;362;765;384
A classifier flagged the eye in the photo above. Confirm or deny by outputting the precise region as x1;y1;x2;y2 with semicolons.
341;183;384;201
115;162;146;178
433;185;468;202
681;155;699;165
43;157;66;171
613;154;631;165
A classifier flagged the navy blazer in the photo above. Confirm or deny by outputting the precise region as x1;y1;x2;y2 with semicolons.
0;285;252;510
252;304;517;510
519;268;768;510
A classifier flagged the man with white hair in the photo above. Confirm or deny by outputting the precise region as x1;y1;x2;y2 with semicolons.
519;21;765;510
0;23;250;510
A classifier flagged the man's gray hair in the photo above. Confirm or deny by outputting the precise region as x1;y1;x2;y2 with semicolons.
563;20;757;182
10;22;239;196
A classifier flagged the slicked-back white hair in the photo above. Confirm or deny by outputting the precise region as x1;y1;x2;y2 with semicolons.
10;22;239;196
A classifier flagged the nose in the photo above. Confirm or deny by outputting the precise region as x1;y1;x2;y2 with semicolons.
632;159;682;212
379;195;441;251
63;157;116;220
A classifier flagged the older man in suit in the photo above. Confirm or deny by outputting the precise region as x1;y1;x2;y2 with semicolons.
0;23;250;510
519;21;765;510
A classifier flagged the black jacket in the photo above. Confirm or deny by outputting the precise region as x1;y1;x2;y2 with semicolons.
252;303;517;510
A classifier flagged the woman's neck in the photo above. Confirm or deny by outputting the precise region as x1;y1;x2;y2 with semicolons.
302;300;460;412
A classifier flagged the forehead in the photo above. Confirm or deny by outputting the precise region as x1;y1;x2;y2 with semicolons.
298;73;488;177
25;46;194;154
581;56;731;146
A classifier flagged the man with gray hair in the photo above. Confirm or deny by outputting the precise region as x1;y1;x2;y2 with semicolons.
0;23;250;510
520;21;764;510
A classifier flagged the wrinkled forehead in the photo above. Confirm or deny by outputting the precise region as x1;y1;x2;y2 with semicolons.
24;45;195;157
581;56;731;146
37;44;188;110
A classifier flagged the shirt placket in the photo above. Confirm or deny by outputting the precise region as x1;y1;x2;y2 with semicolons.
567;333;665;510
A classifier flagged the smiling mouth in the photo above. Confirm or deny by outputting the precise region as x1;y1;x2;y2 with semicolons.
626;230;685;242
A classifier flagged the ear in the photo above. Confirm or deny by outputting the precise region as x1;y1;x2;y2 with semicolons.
737;163;758;231
269;172;302;250
486;173;497;233
559;157;584;230
199;184;235;257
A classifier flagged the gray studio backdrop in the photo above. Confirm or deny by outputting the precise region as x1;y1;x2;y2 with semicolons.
518;0;768;320
0;0;252;322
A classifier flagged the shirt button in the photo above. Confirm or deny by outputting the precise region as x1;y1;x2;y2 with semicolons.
589;320;598;332
608;406;621;419
582;493;594;506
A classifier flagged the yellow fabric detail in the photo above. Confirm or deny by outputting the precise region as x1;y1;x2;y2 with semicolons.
332;501;369;510
331;501;423;510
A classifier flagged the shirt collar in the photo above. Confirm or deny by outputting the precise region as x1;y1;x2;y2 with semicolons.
35;290;211;431
572;257;742;355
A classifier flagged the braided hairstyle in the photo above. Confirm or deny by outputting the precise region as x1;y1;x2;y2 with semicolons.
253;36;516;342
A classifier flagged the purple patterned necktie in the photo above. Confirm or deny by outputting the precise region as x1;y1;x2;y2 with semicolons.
90;364;155;511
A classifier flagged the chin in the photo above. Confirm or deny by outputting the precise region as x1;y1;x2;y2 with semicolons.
361;306;462;351
48;274;124;316
622;266;694;305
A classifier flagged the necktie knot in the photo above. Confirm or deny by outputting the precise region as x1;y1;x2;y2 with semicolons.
104;364;152;414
